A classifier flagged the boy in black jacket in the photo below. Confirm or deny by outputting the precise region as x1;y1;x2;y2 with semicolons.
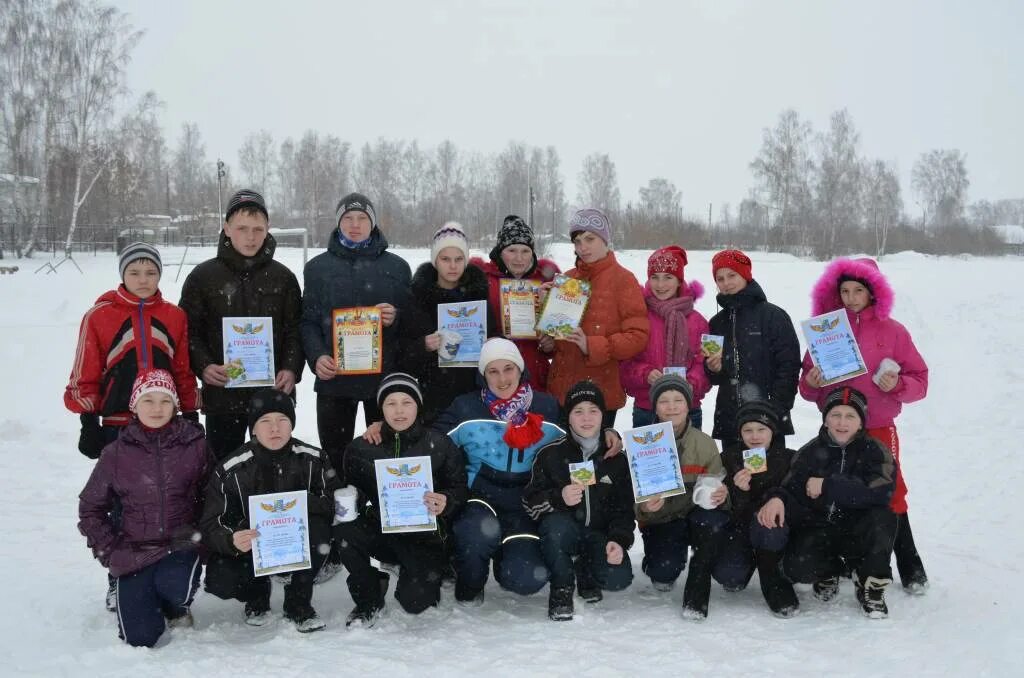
715;400;798;616
200;389;338;632
524;381;634;621
758;387;897;619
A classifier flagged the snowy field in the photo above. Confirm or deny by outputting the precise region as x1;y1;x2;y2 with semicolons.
1;242;1019;676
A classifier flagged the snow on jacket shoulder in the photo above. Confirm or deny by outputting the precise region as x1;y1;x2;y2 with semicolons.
78;417;211;576
65;287;200;425
636;424;728;525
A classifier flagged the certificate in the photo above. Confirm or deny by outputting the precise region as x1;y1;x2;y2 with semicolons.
222;317;275;388
332;307;383;375
700;334;725;355
801;310;868;386
663;366;687;378
248;490;312;577
437;300;487;368
536;274;591;339
499;278;541;338
569;460;596;486
743;447;768;474
374;455;436;533
623;421;687;503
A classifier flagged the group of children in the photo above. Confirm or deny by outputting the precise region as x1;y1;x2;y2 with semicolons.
67;189;929;647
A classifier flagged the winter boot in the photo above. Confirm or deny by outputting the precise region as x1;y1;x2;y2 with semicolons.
166;610;194;629
756;550;799;618
244;600;272;627
813;577;840;602
651;579;676;593
858;575;891;619
455;581;485;607
287;606;326;634
345;604;382;629
548;586;574;621
575;559;602;604
894;514;928;594
313;559;344;586
105;579;118;612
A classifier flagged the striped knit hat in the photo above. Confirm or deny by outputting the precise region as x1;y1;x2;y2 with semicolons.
377;372;423;409
431;221;469;263
336;192;377;229
225;188;268;222
119;242;162;280
128;369;179;412
823;386;867;425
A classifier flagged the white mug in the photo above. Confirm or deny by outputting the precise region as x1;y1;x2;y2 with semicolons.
333;486;358;525
693;476;723;510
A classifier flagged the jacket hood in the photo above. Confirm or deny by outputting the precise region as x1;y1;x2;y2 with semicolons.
470;255;560;282
216;230;277;272
642;279;705;302
716;278;767;309
327;226;389;259
412;260;490;301
810;257;895;319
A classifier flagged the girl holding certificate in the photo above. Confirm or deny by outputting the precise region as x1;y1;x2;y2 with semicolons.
620;245;711;430
78;370;211;647
546;208;649;426
799;257;930;594
336;373;468;627
636;374;729;620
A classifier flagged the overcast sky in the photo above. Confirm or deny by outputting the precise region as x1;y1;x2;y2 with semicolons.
112;0;1022;217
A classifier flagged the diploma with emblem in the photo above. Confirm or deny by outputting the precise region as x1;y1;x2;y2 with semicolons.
499;278;541;338
437;300;487;368
222;316;275;388
332;306;383;375
374;455;436;533
623;421;687;503
801;310;868;386
248;490;311;577
536;274;591;339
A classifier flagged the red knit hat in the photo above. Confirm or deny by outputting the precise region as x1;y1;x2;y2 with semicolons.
647;245;687;283
712;249;753;282
128;369;180;412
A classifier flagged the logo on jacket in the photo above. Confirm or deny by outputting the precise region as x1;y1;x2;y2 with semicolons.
809;317;840;332
260;498;298;512
386;463;422;477
631;429;665;445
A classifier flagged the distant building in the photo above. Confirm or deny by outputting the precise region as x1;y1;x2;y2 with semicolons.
995;224;1024;256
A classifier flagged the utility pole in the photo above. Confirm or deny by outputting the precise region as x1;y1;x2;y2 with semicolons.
216;159;226;218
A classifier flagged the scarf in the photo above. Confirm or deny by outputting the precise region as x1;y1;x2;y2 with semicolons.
337;229;374;250
571;430;600;458
482;383;544;449
646;292;693;367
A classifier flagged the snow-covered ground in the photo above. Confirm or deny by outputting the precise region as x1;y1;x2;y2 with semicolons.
2;243;1019;676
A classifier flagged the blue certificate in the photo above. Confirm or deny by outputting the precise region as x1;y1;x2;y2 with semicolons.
801;310;868;385
623;421;687;503
374;455;436;533
248;490;311;577
437;300;487;368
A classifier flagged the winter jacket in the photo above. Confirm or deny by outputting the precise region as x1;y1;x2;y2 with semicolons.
635;423;729;525
524;433;635;549
300;228;412;400
471;256;561;391
65;287;200;426
547;252;650;409
78;417;211;577
620;281;712;411
178;232;304;415
398;262;495;423
434;389;564;536
770;428;895;529
200;437;340;557
705;280;801;439
721;438;794;530
342;422;468;540
799;258;929;428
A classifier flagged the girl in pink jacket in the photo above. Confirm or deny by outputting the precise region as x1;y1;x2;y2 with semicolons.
620;246;711;429
798;257;929;594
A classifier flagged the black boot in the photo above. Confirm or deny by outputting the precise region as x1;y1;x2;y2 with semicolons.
894;513;928;594
575;558;602;604
548;586;574;621
756;550;799;618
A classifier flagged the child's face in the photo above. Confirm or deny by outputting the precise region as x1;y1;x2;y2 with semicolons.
435;247;466;287
253;413;292;451
123;259;160;299
568;401;603;439
573;231;608;264
500;244;533;277
825;405;861;445
839;281;872;313
382;392;418;432
483;360;521;400
655;391;689;431
135;392;175;428
740;421;773;449
714;268;747;295
224;211;269;258
649;272;681;300
339;211;372;243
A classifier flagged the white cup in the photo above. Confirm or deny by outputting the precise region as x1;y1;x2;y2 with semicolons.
438;330;463;360
333;486;358;525
693;476;723;510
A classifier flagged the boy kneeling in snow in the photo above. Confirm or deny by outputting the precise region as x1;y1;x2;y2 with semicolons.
758;386;898;619
78;369;211;647
201;389;338;633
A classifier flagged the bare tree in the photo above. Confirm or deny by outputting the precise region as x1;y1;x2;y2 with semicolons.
911;149;969;229
814;109;862;258
238;129;275;197
172;122;209;218
750;109;815;247
862;159;902;257
576;152;620;215
639;177;681;217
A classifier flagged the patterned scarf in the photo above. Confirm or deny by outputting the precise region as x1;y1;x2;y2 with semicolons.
646;292;694;367
337;229;374;250
482;383;544;448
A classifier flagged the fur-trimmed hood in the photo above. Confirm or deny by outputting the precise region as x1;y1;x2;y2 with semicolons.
811;258;895;319
642;279;705;303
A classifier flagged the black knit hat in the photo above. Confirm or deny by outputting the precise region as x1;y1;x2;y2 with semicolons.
564;380;606;415
822;386;868;425
649;373;693;410
247;388;296;432
336;192;377;229
225;188;268;222
489;214;536;264
736;400;781;435
376;372;423;410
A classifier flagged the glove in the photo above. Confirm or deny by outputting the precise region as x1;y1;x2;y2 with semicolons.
78;413;105;459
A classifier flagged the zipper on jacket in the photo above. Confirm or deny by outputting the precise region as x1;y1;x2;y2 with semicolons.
580;446;592;527
506;447;514;472
156;432;166;540
393;431;401;458
137;300;151;368
729;308;740;386
826;444;847;522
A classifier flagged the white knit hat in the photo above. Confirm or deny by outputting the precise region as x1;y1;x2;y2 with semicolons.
431;221;469;264
477;338;525;374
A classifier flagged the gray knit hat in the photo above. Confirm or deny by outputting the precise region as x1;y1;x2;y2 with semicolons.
649;373;693;410
377;372;424;410
119;242;162;280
